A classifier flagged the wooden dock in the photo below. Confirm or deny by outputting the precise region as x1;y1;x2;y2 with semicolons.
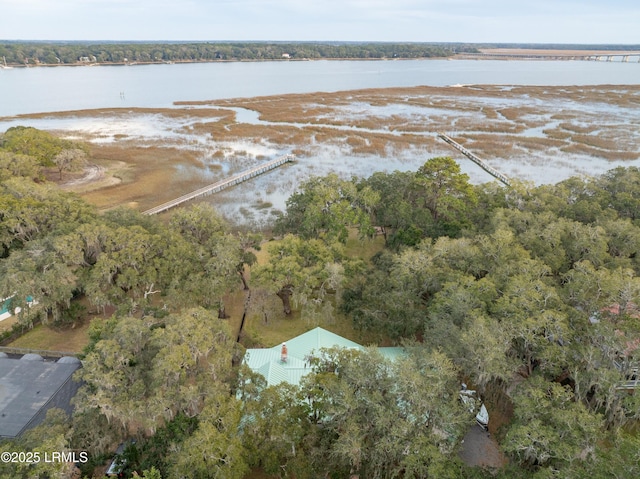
143;154;295;215
437;133;511;187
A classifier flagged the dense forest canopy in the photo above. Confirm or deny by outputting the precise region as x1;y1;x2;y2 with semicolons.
1;130;640;478
1;41;637;67
0;41;479;66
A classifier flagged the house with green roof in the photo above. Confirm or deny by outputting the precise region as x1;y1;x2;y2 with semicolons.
243;327;405;387
243;327;490;430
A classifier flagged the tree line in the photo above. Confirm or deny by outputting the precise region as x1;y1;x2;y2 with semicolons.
0;41;479;66
1;130;639;478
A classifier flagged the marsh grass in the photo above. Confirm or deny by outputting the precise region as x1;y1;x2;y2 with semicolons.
82;144;212;210
543;128;572;141
48;84;638;212
571;134;623;151
454;118;523;134
559;122;599;134
14;106;232;121
463;137;519;158
252;200;273;210
561;143;639;161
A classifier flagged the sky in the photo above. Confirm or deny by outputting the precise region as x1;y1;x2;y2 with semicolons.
1;0;639;44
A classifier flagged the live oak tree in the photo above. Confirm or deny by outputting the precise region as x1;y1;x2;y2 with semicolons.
83;224;168;313
0;409;76;479
240;381;315;478
71;407;122;458
360;158;478;246
300;347;469;479
0;239;78;326
596;166;640;222
412;156;477;237
75;308;239;437
236;231;262;290
167;204;245;316
0;182;101;324
359;170;417;244
0;177;95;253
600;218;640;272
577;431;640;479
239;347;470;479
275;173;379;243
53;147;87;180
460;312;515;387
426;275;498;363
245;287;282;325
252;234;346;315
342;251;427;340
503;375;602;471
74;313;244;477
167;392;248;479
0;126;71;166
0;151;40;181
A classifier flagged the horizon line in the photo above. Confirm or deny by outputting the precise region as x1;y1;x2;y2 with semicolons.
2;39;640;47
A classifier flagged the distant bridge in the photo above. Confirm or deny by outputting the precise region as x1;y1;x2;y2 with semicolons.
458;52;640;63
437;133;510;186
143;154;295;215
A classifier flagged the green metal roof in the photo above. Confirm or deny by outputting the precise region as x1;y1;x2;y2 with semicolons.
378;347;407;362
283;327;363;359
244;327;405;387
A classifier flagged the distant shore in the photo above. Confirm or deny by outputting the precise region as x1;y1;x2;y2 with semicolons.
4;48;640;69
2;57;446;69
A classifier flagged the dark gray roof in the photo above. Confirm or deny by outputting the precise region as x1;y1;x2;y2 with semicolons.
57;356;81;365
0;356;81;438
20;353;44;361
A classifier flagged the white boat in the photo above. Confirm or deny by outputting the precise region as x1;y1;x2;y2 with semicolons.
476;404;489;430
459;383;489;430
1;56;13;69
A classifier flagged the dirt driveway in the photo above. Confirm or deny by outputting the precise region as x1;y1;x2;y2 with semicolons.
459;425;507;469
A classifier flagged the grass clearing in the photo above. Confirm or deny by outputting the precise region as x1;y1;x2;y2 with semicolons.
9;321;92;353
0;315;18;335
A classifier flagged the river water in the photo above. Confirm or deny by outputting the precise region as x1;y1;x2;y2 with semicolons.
1;59;639;117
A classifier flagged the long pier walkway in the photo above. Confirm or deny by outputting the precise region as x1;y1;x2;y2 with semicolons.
437;133;511;187
143;154;295;215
